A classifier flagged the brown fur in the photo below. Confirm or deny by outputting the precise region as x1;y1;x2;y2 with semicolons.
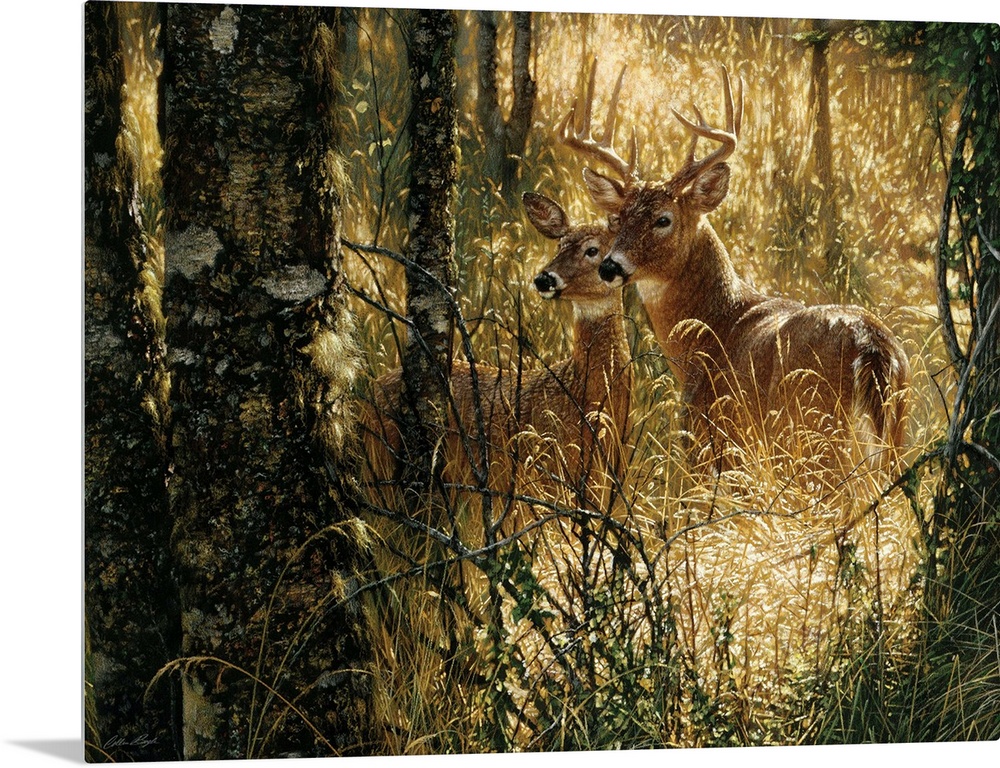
587;168;910;471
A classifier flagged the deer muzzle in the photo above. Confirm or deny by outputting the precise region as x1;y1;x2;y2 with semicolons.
533;271;563;299
599;254;629;286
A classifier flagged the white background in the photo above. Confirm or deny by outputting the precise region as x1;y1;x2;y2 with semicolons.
2;1;997;765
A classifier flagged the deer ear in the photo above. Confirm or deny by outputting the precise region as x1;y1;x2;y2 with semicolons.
685;163;730;213
523;192;569;239
583;167;626;214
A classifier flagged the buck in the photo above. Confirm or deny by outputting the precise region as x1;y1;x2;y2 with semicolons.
575;66;909;470
365;193;631;496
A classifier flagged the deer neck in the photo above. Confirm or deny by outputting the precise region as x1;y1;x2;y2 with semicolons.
569;298;631;423
571;299;629;367
639;221;761;381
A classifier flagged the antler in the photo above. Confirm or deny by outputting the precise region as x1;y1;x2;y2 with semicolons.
668;66;744;194
559;59;640;183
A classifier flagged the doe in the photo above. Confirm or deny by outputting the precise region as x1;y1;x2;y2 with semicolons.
365;193;631;499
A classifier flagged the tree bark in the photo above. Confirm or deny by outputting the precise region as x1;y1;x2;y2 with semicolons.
162;5;372;759
476;10;504;189
399;9;459;481
508;13;536;177
84;3;177;761
475;11;536;202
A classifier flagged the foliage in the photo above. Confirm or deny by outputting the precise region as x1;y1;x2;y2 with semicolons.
809;20;1000;745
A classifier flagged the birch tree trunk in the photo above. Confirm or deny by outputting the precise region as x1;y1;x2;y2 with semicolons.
162;5;372;758
84;3;178;761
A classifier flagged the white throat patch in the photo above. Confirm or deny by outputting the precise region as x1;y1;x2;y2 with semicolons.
574;297;618;321
637;279;668;304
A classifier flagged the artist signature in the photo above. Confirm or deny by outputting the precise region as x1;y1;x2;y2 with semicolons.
105;733;160;750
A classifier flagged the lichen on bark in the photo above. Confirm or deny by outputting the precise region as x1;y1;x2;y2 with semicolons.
162;4;372;758
84;2;177;761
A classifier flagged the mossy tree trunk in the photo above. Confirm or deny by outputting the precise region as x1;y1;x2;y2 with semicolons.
475;10;536;202
162;4;372;759
398;9;459;485
84;3;178;761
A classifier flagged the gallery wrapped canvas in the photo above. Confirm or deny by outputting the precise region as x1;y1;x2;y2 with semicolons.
83;2;999;762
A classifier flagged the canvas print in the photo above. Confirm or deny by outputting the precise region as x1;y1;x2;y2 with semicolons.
84;2;999;761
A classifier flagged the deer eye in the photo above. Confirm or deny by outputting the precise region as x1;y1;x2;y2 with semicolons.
584;246;600;259
654;214;673;229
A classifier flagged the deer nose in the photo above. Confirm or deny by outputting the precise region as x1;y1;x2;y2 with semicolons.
599;257;627;284
534;272;557;293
